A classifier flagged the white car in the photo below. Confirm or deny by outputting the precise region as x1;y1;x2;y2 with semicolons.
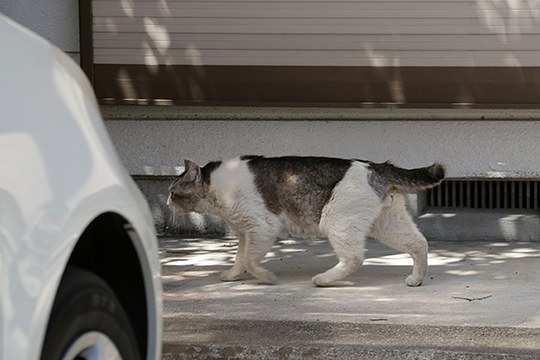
0;14;162;360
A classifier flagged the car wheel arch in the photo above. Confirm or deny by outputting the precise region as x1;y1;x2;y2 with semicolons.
57;212;149;359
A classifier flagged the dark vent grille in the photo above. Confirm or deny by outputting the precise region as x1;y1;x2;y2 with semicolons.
426;180;540;210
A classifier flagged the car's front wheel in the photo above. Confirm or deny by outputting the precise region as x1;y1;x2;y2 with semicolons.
40;266;141;360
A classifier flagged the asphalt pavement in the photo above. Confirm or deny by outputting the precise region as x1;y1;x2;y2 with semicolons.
160;237;540;359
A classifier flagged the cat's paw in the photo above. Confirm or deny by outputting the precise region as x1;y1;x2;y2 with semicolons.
256;272;278;285
405;274;423;287
245;264;277;285
220;269;244;282
311;273;333;287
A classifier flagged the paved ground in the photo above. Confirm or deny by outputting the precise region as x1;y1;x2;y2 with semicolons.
160;237;540;359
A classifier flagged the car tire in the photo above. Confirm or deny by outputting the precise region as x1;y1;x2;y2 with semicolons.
40;266;141;360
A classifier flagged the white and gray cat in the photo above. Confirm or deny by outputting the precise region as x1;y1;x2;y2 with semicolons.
167;156;445;287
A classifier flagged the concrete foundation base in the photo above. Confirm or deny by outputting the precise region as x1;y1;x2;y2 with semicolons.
108;106;540;242
136;178;540;241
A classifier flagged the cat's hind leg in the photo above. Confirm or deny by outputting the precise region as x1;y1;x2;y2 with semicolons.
370;193;428;287
220;232;247;282
314;167;381;287
311;233;366;286
312;216;375;286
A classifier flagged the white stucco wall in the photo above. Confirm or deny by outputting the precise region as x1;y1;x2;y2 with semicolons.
0;0;79;62
102;107;540;240
104;115;540;180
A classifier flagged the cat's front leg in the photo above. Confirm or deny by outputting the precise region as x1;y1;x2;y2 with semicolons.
220;233;247;281
244;231;278;285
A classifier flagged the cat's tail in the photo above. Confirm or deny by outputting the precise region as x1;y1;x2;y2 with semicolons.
368;161;446;190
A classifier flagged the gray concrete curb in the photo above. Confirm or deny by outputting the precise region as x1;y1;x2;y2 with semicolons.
162;318;540;359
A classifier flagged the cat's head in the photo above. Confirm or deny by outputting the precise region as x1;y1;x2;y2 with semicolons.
167;159;206;213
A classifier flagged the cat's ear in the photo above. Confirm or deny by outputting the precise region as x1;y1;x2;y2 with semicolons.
183;159;202;183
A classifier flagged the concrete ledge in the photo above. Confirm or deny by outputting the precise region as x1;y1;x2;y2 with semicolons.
419;210;540;242
136;177;540;241
102;105;540;121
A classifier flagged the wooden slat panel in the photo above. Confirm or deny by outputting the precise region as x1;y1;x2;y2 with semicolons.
88;0;540;106
90;1;535;13
93;38;540;51
93;34;540;51
92;19;540;35
93;50;540;67
93;64;540;106
93;0;540;66
92;0;540;66
94;0;474;3
92;8;534;19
